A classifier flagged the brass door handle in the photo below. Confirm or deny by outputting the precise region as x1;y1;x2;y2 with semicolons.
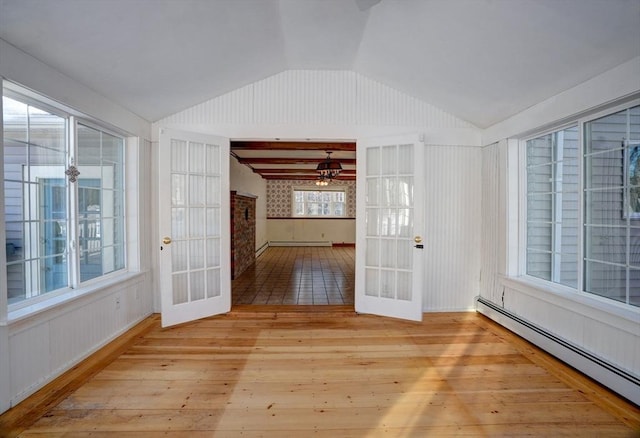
414;236;422;243
162;237;172;245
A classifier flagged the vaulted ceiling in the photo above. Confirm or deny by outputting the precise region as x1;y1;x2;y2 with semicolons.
1;0;638;129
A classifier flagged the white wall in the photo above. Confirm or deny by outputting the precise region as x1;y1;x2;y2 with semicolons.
153;70;483;312
0;39;154;413
423;145;482;311
479;58;640;403
230;156;268;251
268;219;355;244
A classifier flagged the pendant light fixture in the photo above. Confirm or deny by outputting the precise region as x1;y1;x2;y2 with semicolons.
316;151;342;179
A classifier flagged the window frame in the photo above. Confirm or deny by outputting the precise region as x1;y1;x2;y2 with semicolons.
2;86;130;313
291;187;347;218
519;98;640;308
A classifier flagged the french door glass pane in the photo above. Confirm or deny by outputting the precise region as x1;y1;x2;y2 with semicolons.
170;139;222;305
207;268;221;298
190;271;205;301
172;273;188;304
364;143;415;304
172;240;188;272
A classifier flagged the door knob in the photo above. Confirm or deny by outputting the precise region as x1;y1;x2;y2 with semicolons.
162;237;172;245
414;236;422;243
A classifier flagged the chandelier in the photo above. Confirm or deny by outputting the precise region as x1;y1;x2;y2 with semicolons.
316;151;342;179
315;176;329;186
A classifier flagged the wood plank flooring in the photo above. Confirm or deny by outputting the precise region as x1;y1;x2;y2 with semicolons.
1;308;638;437
232;246;355;305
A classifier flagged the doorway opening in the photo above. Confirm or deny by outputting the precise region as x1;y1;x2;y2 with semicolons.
229;140;356;307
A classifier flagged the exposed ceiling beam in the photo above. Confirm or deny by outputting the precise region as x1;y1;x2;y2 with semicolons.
237;157;357;165
231;141;355;151
261;175;356;181
254;168;356;175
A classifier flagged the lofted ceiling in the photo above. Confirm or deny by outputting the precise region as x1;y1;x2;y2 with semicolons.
1;0;638;129
3;0;638;182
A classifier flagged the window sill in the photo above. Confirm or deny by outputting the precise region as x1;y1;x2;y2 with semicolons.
500;275;639;333
4;271;147;326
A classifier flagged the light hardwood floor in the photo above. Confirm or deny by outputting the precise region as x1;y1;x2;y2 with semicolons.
1;307;638;437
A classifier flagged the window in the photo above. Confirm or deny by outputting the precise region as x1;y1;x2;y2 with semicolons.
3;91;126;306
526;126;579;288
584;106;639;306
293;189;345;217
524;103;639;307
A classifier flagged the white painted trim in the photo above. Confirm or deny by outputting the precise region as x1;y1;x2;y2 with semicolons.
476;297;640;405
126;137;140;272
154;123;481;146
0;325;9;413
505;139;520;277
255;241;269;257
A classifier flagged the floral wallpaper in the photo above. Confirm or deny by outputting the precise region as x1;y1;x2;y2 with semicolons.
267;180;356;217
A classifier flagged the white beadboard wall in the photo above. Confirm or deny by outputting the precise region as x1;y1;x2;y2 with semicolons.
422;145;482;311
8;274;152;406
154;70;479;139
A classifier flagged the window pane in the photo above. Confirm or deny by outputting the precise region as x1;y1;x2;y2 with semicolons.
3;96;69;302
584;105;640;306
526;126;579;287
77;123;125;282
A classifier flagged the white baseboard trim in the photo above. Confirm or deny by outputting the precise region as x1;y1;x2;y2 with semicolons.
476;297;639;406
255;242;269;258
268;240;332;247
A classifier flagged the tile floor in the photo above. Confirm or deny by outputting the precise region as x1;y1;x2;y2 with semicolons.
231;246;355;305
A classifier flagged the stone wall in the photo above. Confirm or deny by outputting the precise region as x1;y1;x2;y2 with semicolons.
231;192;256;279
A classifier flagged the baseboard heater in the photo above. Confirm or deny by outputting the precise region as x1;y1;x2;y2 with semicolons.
268;240;332;247
476;297;640;406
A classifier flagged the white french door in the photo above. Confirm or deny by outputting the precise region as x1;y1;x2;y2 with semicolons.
355;134;424;321
159;128;230;327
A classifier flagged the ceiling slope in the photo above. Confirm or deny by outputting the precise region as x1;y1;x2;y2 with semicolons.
1;0;638;127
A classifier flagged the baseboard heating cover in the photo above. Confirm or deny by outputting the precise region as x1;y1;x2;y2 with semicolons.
476;297;640;405
268;241;332;247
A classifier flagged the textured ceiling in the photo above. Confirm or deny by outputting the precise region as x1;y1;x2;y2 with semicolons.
1;0;639;127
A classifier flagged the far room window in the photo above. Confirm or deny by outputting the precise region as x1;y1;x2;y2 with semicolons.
292;189;346;217
3;90;126;307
